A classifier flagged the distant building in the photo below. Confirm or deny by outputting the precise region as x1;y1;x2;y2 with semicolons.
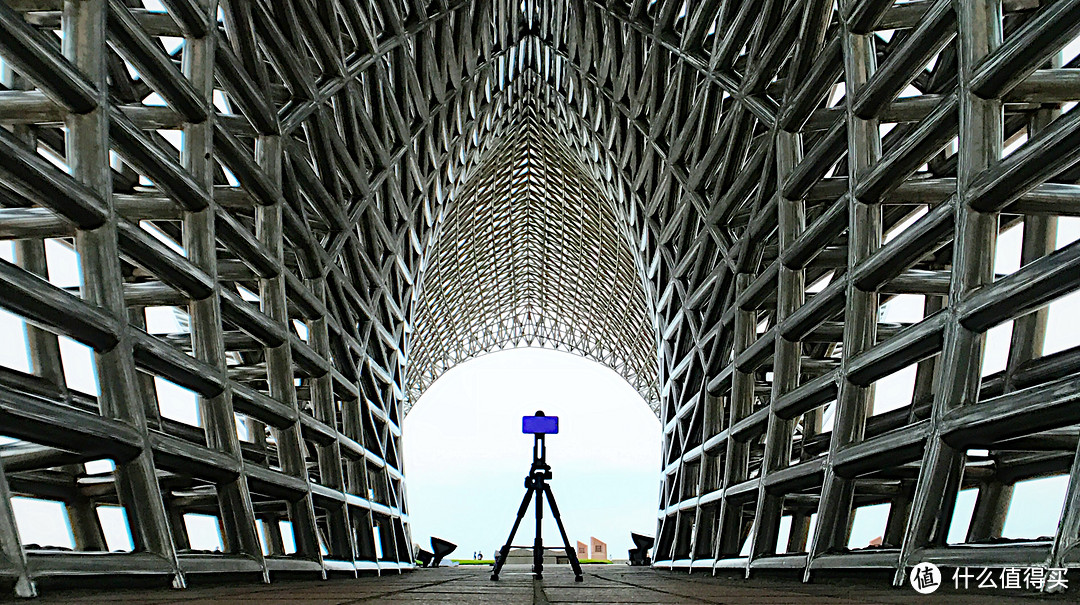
590;537;607;560
506;548;556;564
576;541;588;559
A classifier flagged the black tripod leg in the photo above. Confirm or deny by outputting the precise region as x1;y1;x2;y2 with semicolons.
542;485;584;582
491;484;535;581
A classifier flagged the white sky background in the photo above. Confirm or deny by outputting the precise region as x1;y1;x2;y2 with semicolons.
402;348;662;559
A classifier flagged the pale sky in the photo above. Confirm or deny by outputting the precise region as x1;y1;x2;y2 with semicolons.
402;347;662;560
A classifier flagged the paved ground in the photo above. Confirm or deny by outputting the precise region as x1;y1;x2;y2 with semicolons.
10;564;1077;603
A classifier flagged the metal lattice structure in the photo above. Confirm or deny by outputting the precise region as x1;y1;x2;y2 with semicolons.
407;93;659;409
0;0;1079;598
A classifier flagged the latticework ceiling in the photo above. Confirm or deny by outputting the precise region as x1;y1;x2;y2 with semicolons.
407;98;658;410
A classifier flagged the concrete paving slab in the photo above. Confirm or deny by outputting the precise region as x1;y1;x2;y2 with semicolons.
7;564;1076;603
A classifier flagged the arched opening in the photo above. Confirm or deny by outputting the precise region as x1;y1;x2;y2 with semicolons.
403;348;661;560
3;0;1080;596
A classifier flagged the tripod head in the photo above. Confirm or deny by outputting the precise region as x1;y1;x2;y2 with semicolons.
526;442;552;487
526;411;554;485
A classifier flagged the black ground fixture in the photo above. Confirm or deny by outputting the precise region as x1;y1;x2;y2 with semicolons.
628;533;654;566
430;537;457;568
416;548;434;568
490;411;583;582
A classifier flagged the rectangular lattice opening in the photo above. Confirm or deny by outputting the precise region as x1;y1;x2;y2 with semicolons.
183;513;225;553
11;497;75;550
96;505;135;553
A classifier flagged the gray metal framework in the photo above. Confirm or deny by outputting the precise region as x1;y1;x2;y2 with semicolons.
407;94;659;409
0;0;1077;598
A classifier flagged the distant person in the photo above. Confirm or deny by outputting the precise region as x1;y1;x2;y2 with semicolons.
478;551;483;560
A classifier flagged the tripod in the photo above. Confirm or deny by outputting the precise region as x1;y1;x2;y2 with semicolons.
490;430;583;582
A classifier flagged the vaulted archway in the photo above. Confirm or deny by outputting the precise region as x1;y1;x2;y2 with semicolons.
1;0;1079;597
